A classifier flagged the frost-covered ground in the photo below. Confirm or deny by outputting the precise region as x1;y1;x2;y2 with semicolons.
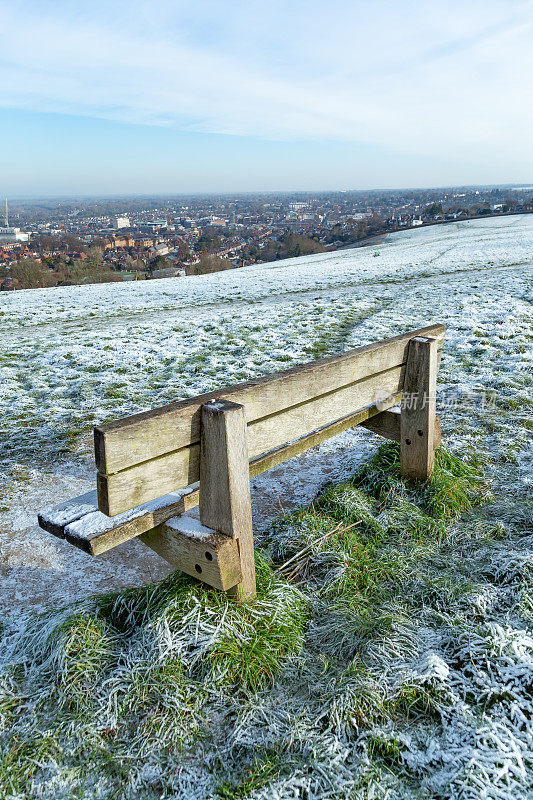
0;215;532;799
0;215;531;614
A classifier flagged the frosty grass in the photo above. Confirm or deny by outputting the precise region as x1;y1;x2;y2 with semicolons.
0;215;531;798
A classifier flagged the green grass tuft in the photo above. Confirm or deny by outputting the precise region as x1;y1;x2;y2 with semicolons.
0;733;61;795
54;614;116;710
425;447;491;519
266;444;491;652
315;484;386;541
386;682;443;721
216;746;285;798
351;442;490;520
367;733;405;767
98;554;307;693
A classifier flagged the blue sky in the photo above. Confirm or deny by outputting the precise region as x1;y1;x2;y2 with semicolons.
1;0;532;195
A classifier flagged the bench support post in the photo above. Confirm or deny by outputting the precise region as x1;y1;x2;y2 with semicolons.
199;400;256;601
400;336;438;481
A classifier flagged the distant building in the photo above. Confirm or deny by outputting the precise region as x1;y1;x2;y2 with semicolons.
1;277;21;291
0;241;23;253
133;236;155;249
113;216;130;229
150;266;185;279
0;226;30;243
141;220;167;233
148;243;170;258
104;235;135;250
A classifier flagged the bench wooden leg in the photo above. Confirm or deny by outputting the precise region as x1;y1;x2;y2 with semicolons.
400;336;438;481
199;399;256;601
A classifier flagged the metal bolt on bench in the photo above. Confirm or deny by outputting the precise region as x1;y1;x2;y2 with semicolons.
38;325;445;601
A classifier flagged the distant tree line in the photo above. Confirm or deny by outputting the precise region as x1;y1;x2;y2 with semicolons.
1;246;122;289
245;232;326;264
185;256;233;276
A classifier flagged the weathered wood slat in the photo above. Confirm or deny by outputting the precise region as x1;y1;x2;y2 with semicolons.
96;446;199;516
199;400;256;600
97;362;410;515
37;491;101;538
38;486;199;556
400;337;438;480
361;407;441;447
140;516;242;592
247;364;405;459
248;393;401;475
39;394;401;555
95;324;446;476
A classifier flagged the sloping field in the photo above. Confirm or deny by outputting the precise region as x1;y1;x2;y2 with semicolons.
0;216;531;798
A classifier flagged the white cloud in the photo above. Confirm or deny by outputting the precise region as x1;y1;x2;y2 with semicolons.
0;0;532;167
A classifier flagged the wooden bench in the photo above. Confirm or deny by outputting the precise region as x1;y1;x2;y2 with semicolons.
38;324;445;600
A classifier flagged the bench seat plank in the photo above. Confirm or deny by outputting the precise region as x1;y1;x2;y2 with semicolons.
37;491;100;538
38;486;199;556
38;393;401;556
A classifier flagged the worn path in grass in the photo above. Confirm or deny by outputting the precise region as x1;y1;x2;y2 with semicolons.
4;261;529;347
0;215;531;623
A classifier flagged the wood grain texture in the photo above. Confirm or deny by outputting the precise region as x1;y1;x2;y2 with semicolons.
361;407;441;447
248;393;401;475
199;400;256;600
39;396;401;554
97;363;409;515
94;324;446;475
400;337;438;481
96;445;199;516
140;516;242;591
38;487;200;556
246;364;405;458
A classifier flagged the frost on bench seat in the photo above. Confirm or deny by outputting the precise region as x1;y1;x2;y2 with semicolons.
38;494;242;591
164;516;216;541
37;484;199;556
37;490;100;538
36;324;445;602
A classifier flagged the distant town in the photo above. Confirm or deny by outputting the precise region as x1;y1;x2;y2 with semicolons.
1;185;532;290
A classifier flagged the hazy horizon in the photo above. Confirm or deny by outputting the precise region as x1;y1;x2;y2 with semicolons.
5;183;533;205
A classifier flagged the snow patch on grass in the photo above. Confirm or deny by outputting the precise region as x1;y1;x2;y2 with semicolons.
0;215;532;797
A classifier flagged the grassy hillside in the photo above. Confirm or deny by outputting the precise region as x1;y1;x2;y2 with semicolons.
0;216;531;798
1;442;531;799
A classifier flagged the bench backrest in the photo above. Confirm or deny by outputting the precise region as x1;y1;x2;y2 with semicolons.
95;323;446;516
